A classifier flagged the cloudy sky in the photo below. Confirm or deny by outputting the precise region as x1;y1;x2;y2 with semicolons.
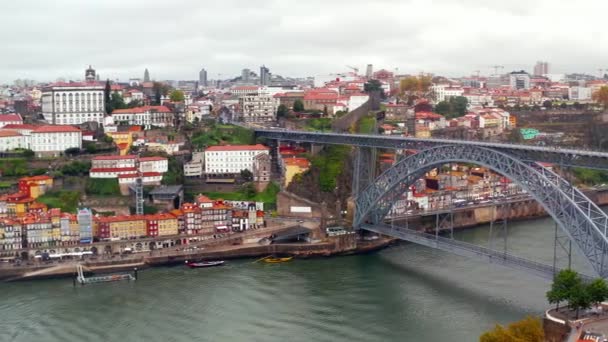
1;0;607;83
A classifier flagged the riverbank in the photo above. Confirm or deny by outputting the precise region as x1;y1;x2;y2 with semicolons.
3;235;394;281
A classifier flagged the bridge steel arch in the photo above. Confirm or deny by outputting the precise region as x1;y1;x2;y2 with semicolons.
354;144;608;278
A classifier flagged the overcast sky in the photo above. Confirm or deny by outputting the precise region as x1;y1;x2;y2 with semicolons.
1;0;607;83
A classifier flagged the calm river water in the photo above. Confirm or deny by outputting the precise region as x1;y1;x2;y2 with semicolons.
0;215;595;341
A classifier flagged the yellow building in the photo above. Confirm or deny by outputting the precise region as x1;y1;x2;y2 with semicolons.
415;125;431;138
283;158;310;187
99;215;147;239
107;131;133;156
145;213;179;237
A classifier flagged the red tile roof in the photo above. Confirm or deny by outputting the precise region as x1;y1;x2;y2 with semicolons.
139;156;167;162
0;114;23;122
2;124;37;130
0;130;21;137
32;125;81;133
205;144;269;152
112;106;171;114
90;167;138;173
92;155;137;160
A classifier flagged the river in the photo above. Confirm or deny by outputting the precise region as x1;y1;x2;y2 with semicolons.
0;215;595;342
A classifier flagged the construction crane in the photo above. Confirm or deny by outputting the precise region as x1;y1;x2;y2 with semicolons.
491;65;504;75
346;65;359;75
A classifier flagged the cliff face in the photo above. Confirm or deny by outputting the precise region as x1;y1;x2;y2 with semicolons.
287;151;353;213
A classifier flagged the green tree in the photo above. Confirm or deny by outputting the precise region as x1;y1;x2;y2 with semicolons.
542;100;553;109
20;148;34;158
110;92;126;111
241;183;256;198
480;316;544;342
587;278;608;306
126;99;143;108
508;129;524;143
276;104;288;118
560;102;568;109
293;99;304;112
240;169;253;182
64;147;80;156
569;282;592;319
434;101;450;115
169;89;185;102
104;79;112;114
84;143;97;154
547;269;581;311
451;96;468;117
102;135;114;144
364;79;384;93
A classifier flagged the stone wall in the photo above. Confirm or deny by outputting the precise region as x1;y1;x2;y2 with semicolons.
543;317;570;342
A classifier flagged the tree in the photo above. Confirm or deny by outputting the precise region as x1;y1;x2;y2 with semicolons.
169;89;185;102
364;79;386;99
293;99;304;112
323;105;328;116
569;282;592;319
587;278;608;306
542;100;553;109
64;147;80;156
434;101;450;115
126;99;143;108
414;101;433;113
20;148;34;158
152;82;170;105
276;104;288;118
480;316;544;342
102;135;114;144
593;86;608;109
241;182;256;198
110;92;126;111
560;102;568;109
84;143;97;154
508;129;523;143
547;269;581;311
104;79;112;114
240;169;253;182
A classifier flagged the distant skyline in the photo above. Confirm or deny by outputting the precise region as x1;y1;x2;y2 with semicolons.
2;0;608;83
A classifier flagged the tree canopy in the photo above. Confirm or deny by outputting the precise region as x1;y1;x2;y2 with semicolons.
593;86;608;109
169;89;185;102
293;99;304;112
546;269;608;318
480;316;544;342
434;96;468;118
276;104;288;118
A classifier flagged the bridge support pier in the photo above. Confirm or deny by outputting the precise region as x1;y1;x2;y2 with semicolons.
488;201;509;257
353;147;376;229
553;222;572;276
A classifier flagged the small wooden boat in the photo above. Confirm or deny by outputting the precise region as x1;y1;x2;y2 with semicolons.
185;260;225;268
263;256;293;263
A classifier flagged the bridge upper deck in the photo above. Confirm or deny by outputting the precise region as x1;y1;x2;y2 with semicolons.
255;129;608;170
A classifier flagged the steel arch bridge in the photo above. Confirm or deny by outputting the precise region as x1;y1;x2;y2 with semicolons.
354;144;608;278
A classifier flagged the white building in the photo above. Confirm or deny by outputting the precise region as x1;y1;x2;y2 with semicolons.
431;84;464;102
569;87;592;101
0;124;83;156
29;125;82;156
41;76;105;125
230;86;261;97
0;114;23;128
184;152;204;177
0;130;25;150
204;144;270;175
90;155;168;178
238;95;279;123
348;93;370;111
185;103;212;123
111;106;174;129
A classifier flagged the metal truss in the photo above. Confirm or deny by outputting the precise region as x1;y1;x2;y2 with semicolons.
352;147;376;195
255;129;608;169
364;223;593;281
354;144;608;278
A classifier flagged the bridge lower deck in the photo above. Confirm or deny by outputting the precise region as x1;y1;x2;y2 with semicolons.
362;223;594;281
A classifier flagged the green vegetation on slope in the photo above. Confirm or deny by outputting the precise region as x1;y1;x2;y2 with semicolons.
38;190;81;213
0;158;28;176
203;182;280;204
85;178;120;196
304;118;333;132
357;114;376;134
191;123;255;148
311;145;350;192
572;168;608;185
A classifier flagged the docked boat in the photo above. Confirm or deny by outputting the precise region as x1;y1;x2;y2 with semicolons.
263;256;293;263
185;260;225;268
